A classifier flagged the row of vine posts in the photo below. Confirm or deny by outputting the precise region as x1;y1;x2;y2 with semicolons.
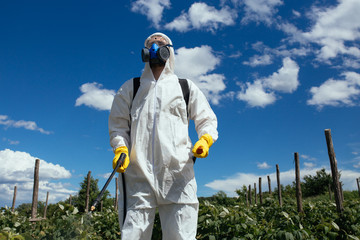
244;129;360;214
8;129;360;221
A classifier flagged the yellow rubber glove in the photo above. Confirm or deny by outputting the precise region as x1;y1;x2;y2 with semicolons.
192;134;213;158
112;146;130;173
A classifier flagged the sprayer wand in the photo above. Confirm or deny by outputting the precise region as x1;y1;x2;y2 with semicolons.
90;153;126;211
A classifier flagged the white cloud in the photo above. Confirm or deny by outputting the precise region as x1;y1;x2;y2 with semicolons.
0;149;75;205
164;13;191;32
229;51;242;59
304;162;316;169
343;57;360;69
302;0;360;62
2;138;19;145
257;162;271;169
237;80;276;108
0;115;52;135
188;3;237;30
131;0;171;28
353;162;360;168
205;167;360;197
165;2;237;32
307;71;360;108
100;172;112;180
263;57;300;93
243;54;272;67
247;41;310;63
241;0;283;25
75;82;116;111
292;10;301;18
175;45;226;105
238;58;299;107
301;154;316;161
277;22;308;44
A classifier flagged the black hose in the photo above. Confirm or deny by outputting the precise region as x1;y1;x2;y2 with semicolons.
121;172;127;224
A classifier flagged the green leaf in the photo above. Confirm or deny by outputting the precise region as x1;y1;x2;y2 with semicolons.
348;235;360;240
285;232;294;240
282;211;289;219
73;208;79;215
219;211;227;218
331;221;339;231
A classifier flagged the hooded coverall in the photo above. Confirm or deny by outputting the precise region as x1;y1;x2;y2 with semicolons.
109;32;218;240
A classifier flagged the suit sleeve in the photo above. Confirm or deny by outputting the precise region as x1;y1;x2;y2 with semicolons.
109;79;133;151
187;79;218;142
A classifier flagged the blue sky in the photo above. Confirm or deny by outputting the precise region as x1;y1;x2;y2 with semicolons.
1;0;360;207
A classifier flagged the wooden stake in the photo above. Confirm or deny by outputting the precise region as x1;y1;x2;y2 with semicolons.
324;129;343;213
12;186;17;213
31;159;40;219
259;177;263;205
254;183;257;204
357;178;360;198
69;194;72;205
248;184;252;205
276;164;282;207
294;152;303;213
43;192;49;219
267;175;272;195
85;171;91;213
245;191;249;207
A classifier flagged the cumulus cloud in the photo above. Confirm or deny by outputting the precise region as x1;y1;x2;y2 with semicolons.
240;0;283;25
257;162;271;169
0;115;52;135
304;162;316;169
175;45;226;105
165;2;237;32
301;154;316;161
307;71;360;108
243;54;272;67
302;0;360;62
75;82;116;111
164;13;191;32
131;0;171;28
262;57;300;93
246;41;310;64
237;80;277;108
205;167;360;197
237;57;299;107
0;149;75;205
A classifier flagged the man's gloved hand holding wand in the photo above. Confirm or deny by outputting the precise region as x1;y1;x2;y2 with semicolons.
113;146;130;173
192;134;213;158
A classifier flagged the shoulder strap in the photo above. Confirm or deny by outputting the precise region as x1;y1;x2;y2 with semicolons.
178;78;190;116
133;77;140;101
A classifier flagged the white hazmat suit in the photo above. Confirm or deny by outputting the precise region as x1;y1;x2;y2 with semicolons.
109;32;218;239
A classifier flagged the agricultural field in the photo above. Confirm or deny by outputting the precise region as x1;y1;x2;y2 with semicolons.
1;192;360;240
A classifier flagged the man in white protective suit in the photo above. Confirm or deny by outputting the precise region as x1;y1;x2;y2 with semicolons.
109;32;218;239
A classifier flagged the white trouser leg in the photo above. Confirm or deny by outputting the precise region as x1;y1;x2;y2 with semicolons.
120;208;156;240
158;203;199;240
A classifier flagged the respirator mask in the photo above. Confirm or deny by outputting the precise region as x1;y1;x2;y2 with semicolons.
141;43;172;64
